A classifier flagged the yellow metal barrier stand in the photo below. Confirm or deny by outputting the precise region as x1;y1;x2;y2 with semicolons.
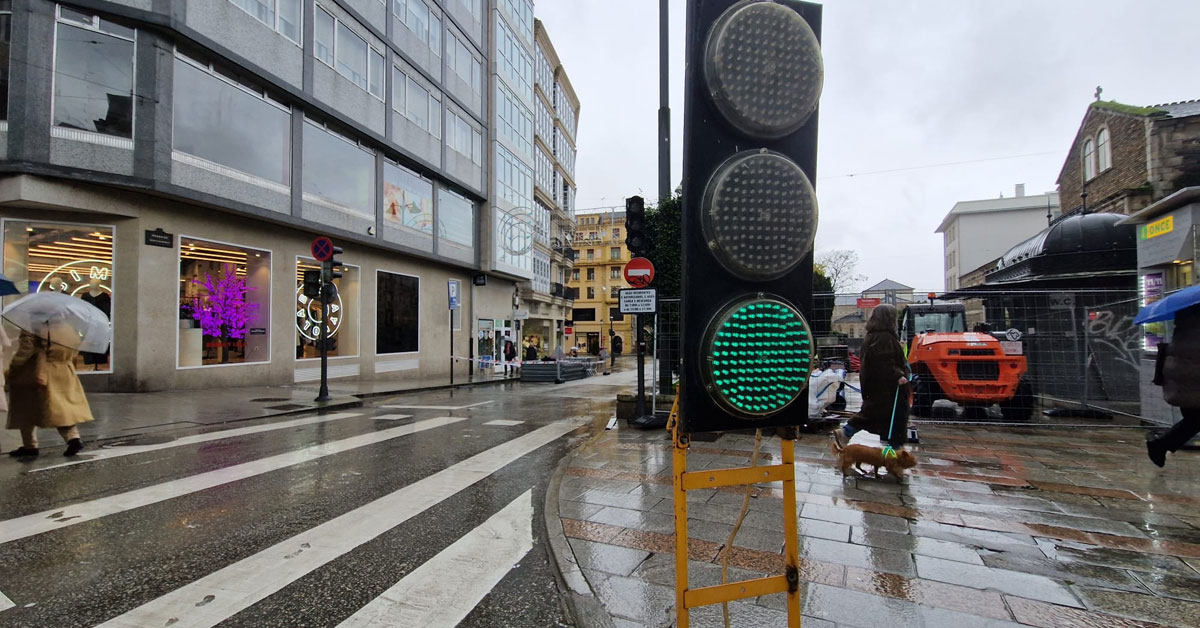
670;402;802;627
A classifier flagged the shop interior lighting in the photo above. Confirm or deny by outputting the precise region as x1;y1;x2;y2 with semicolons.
703;0;823;139
701;150;818;280
701;296;813;417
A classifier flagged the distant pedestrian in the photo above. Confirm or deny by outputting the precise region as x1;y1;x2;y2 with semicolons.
835;304;910;452
7;330;93;457
503;339;518;376
551;344;565;361
524;343;538;362
1146;304;1200;467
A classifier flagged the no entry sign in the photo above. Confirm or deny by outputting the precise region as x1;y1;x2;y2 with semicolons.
623;257;655;288
311;236;335;262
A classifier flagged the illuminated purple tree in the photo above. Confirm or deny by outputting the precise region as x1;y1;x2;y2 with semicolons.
190;264;260;363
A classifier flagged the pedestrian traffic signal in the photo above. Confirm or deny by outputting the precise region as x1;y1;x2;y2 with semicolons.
679;0;822;433
625;196;649;257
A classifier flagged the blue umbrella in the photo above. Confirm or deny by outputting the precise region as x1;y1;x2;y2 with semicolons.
0;272;18;297
1135;284;1200;325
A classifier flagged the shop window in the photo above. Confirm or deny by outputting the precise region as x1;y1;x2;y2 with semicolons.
53;7;135;140
376;270;419;354
173;55;291;186
438;186;475;250
302;119;375;216
296;257;359;359
383;161;434;236
178;237;271;367
0;1;11;121
1;220;114;373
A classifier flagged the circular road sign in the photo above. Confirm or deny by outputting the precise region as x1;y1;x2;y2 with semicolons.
311;236;334;262
623;257;655;288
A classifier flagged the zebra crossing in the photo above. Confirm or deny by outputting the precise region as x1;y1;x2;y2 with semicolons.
0;397;591;627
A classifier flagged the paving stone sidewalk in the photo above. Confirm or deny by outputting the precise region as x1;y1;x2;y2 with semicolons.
550;423;1200;628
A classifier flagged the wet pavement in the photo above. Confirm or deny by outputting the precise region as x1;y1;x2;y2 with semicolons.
552;420;1200;627
0;370;632;627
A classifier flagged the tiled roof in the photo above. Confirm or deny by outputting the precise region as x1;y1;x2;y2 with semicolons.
1155;99;1200;119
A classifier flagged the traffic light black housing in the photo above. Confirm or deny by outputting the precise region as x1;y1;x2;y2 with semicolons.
302;270;322;300
679;0;822;433
625;195;649;258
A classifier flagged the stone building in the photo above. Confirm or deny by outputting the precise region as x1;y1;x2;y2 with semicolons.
1058;99;1200;216
566;209;634;355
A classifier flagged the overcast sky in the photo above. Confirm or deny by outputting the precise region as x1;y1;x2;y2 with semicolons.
535;0;1200;292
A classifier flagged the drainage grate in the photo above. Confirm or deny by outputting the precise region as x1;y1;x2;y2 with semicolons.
265;404;308;411
250;397;292;403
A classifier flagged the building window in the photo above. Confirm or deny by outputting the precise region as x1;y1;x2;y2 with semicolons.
1082;138;1096;181
610;247;621;260
586;249;594;260
376;270;419;354
586;268;595;281
610;266;620;280
178;237;271;367
495;144;533;209
609;307;624;322
496;19;533;101
229;0;301;44
314;8;384;99
446;32;482;92
392;66;441;137
173;55;291;187
302;119;375;216
586;287;595;299
571;269;579;281
612;228;620;239
383;160;433;236
497;81;533;158
501;0;533;44
53;7;135;140
447;110;481;164
295;257;359;359
438;186;476;250
2;221;115;373
573;307;595;322
1096;127;1111;172
0;1;11;120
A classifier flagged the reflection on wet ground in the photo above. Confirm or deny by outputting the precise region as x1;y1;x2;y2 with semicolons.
554;422;1200;627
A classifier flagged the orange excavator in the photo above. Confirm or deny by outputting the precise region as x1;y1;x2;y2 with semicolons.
900;300;1033;421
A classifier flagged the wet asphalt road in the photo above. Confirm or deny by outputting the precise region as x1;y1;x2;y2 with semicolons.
0;373;633;627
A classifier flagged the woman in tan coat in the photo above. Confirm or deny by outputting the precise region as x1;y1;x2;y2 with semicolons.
6;330;93;457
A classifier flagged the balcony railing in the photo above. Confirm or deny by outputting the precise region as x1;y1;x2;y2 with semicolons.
564;287;578;300
551;282;564;297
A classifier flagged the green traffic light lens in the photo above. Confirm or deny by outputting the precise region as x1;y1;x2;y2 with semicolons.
703;296;812;418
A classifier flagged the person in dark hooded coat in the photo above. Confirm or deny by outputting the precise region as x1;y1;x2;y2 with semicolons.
834;304;910;450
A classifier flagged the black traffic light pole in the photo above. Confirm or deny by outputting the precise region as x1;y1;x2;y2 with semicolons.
635;314;648;418
315;259;332;402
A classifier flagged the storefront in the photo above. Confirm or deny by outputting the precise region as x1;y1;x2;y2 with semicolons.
1120;187;1200;426
0;177;515;392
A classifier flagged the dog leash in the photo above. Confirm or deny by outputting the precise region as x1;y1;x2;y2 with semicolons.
882;387;901;460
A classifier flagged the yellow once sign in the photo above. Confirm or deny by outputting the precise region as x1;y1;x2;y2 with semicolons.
1141;215;1174;240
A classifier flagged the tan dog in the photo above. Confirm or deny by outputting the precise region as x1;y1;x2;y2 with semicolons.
831;440;917;482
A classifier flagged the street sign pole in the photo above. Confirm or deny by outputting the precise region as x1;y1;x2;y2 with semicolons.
635;313;647;418
315;260;331;402
449;309;454;387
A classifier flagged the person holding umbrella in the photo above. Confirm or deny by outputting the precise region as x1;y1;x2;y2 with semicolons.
1137;286;1200;468
4;291;110;458
0;272;19;454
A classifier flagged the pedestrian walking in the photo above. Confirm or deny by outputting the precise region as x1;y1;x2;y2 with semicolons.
834;304;910;452
503;339;517;376
7;329;93;457
0;324;11;454
1145;303;1200;467
524;342;538;362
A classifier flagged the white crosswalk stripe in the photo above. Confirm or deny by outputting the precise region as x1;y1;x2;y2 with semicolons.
31;412;366;472
97;419;584;628
336;489;534;628
0;417;466;545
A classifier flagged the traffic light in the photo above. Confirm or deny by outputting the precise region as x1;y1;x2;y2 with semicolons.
679;0;823;433
302;270;322;300
625;195;649;257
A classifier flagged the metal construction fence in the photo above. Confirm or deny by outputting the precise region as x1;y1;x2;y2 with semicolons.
650;288;1149;420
